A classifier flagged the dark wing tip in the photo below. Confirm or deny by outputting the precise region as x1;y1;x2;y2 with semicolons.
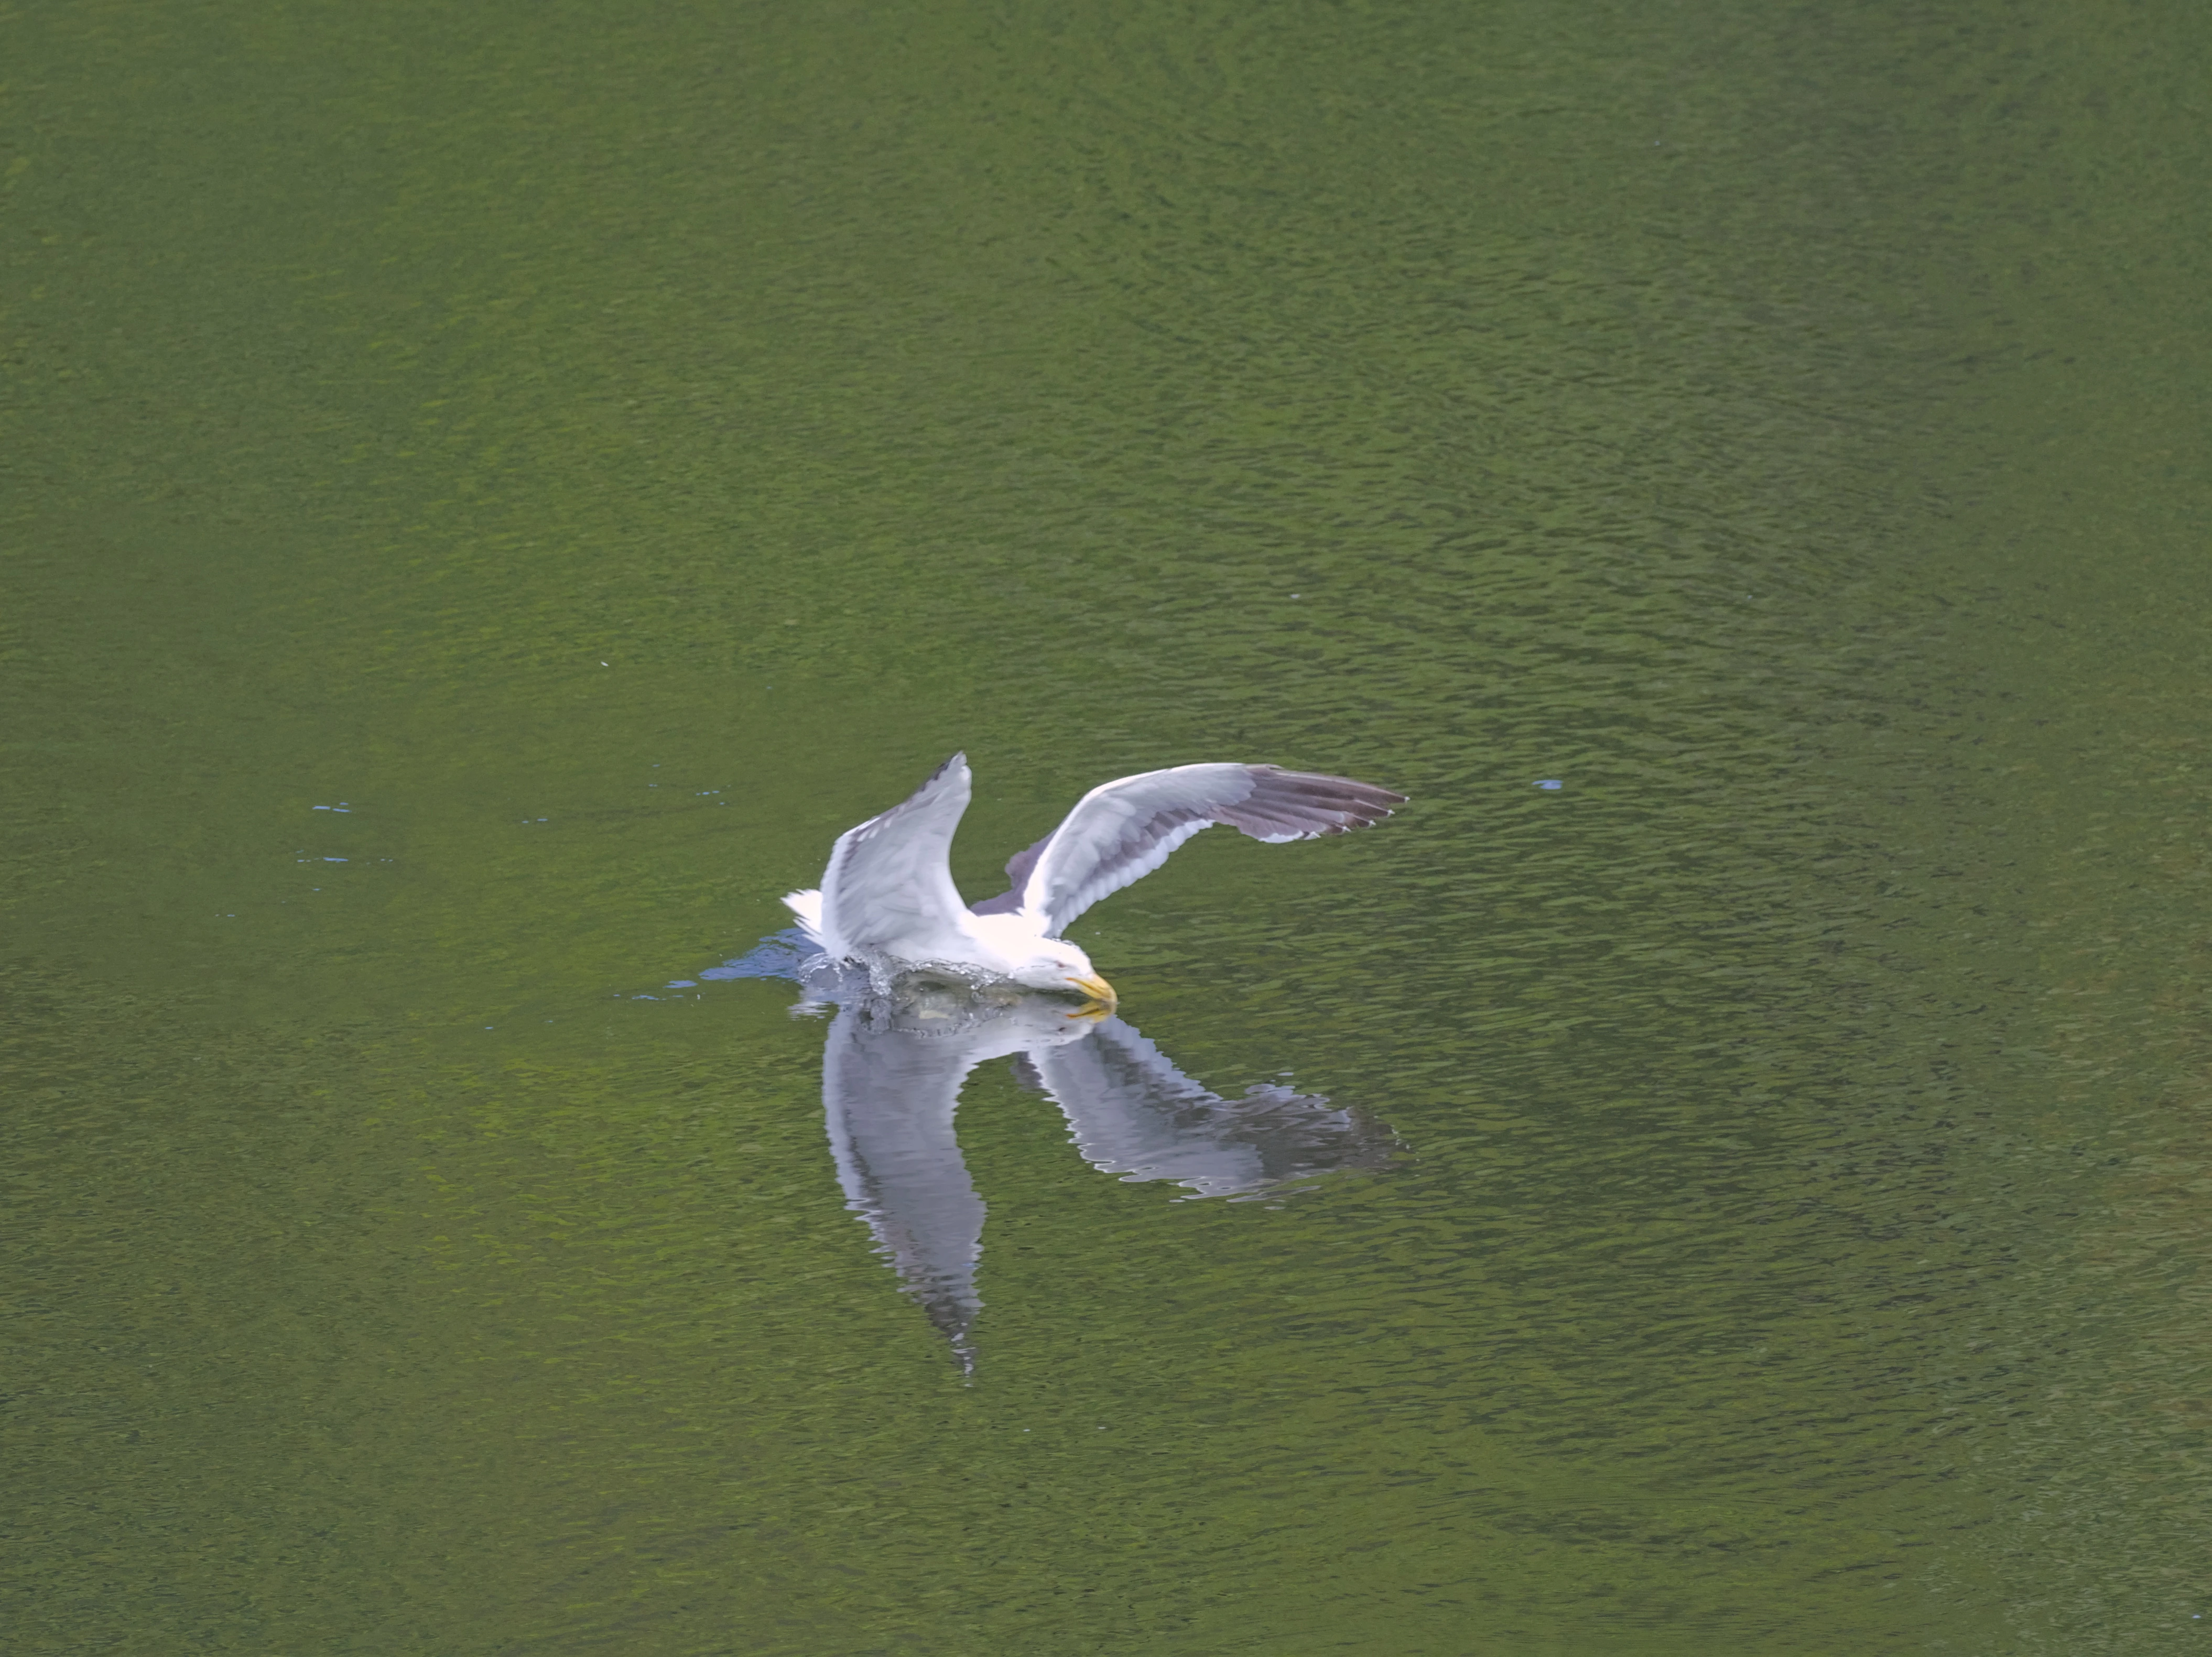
1233;766;1406;837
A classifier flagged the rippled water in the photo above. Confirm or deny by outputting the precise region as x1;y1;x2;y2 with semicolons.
8;2;2209;1652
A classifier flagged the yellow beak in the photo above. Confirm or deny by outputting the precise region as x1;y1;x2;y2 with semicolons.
1068;972;1118;1009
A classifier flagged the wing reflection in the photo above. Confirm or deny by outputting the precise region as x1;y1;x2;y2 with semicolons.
821;986;1096;1366
1020;1016;1398;1199
814;978;1398;1368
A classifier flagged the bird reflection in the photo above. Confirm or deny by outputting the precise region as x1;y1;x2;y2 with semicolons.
814;977;1397;1369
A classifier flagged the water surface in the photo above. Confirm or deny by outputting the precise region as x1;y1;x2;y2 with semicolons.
7;2;2209;1652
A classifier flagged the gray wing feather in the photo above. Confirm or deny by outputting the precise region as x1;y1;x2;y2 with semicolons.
967;829;1054;916
819;754;976;957
997;764;1404;936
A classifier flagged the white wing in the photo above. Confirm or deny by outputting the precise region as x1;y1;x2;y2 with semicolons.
814;754;977;960
975;764;1405;937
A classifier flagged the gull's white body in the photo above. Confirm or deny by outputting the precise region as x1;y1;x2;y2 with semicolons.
784;753;1404;1001
782;888;1065;987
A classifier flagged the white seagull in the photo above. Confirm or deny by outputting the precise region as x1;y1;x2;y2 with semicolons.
785;754;1405;1005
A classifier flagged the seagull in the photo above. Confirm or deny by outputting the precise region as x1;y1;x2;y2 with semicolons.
785;754;1406;1005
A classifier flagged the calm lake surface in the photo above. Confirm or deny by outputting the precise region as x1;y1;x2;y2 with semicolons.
7;2;2208;1652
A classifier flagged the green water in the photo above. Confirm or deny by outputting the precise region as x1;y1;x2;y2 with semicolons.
7;1;2209;1651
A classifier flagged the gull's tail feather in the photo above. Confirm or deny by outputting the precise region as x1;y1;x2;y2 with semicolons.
784;888;826;945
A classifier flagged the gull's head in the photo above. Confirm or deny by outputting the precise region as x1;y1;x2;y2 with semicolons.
1010;936;1116;1008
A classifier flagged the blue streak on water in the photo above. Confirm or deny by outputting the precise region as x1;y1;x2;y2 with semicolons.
699;928;815;983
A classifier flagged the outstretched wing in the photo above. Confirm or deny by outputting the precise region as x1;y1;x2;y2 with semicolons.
815;754;975;959
973;764;1404;937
